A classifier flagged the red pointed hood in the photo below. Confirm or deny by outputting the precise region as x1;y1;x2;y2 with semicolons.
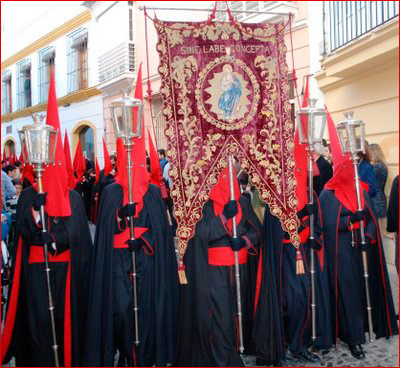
148;130;169;199
18;151;24;165
63;131;78;189
148;130;162;186
324;109;365;212
95;157;100;183
209;166;241;231
39;70;71;217
9;153;15;165
294;76;309;210
21;158;35;185
102;137;112;176
73;140;86;180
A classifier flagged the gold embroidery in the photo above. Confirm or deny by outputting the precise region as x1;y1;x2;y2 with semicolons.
155;20;301;256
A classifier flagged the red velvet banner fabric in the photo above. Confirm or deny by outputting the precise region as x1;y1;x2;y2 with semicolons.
155;20;300;257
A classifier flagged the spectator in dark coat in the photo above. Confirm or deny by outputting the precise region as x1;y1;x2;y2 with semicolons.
313;143;333;196
369;144;388;217
357;143;377;198
387;175;399;274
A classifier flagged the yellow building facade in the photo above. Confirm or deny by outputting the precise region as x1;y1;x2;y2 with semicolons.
316;19;399;194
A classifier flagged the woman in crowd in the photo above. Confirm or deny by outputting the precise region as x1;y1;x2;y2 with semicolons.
369;143;389;233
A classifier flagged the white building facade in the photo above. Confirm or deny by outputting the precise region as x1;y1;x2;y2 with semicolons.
1;3;105;166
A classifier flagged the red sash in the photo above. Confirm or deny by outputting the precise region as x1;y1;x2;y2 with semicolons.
208;246;248;266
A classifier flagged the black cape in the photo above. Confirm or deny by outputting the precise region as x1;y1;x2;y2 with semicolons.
320;189;398;345
84;183;178;367
252;206;285;365
274;196;332;354
2;187;93;366
175;195;262;367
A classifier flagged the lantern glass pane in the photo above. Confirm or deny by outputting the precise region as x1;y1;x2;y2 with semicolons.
337;125;350;154
351;124;364;153
111;106;125;138
48;129;58;163
312;113;326;144
297;111;309;145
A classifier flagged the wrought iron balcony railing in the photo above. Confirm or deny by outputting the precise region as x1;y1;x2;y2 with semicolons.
327;1;399;53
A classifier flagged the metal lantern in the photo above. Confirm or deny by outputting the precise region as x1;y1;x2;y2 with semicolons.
336;111;366;156
110;90;144;140
296;98;327;150
18;116;58;165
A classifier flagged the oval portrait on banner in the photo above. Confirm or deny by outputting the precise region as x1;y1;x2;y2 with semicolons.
196;56;260;131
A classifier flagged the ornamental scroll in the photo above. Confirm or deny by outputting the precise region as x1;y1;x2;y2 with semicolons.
155;20;300;260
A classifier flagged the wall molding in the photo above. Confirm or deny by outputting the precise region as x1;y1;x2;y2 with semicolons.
1;86;102;123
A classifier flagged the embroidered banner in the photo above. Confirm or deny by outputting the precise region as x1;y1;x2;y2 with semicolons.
155;20;300;258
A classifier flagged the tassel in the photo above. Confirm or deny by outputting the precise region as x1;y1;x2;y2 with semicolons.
178;257;188;284
296;249;305;275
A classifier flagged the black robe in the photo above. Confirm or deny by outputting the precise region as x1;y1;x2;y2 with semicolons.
84;183;178;367
175;195;262;367
1;187;93;367
320;189;398;345
275;196;332;354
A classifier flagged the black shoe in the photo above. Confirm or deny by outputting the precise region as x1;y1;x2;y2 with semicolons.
349;344;366;360
292;349;321;363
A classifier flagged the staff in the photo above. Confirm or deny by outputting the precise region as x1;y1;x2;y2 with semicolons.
228;155;244;354
110;91;144;348
337;111;374;342
18;118;60;366
296;98;327;341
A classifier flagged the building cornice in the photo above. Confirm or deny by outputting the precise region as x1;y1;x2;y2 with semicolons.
1;86;101;123
319;19;398;70
1;10;92;71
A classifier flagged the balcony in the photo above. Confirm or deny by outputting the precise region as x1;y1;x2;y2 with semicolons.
327;1;399;53
98;42;136;89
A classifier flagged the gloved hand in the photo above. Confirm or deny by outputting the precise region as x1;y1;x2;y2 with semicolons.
118;203;136;219
349;210;365;224
222;200;238;219
297;203;316;220
33;193;47;211
127;238;145;252
307;237;322;251
229;236;247;252
31;230;57;255
360;236;371;252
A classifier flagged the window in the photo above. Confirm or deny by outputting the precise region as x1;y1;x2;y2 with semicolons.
128;43;135;72
38;46;55;103
5;140;15;158
129;9;133;41
79;126;94;162
67;28;88;93
152;95;167;149
17;59;31;109
1;70;12;114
